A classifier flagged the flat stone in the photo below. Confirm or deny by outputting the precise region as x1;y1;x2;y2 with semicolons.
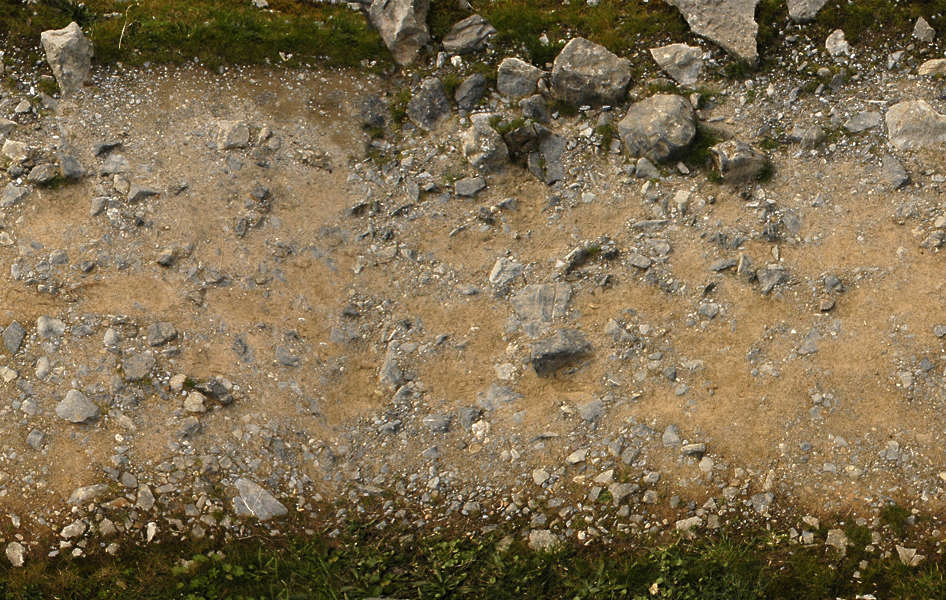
442;14;495;54
2;321;25;354
787;0;828;22
68;483;109;505
550;37;632;107
530;328;591;376
122;351;155;381
886;100;946;151
497;57;543;98
56;389;99;423
232;478;288;521
649;43;703;86
663;0;759;63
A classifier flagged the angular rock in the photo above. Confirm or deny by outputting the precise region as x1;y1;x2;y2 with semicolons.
519;94;550;123
36;315;65;338
649;43;703;86
216;120;250;150
454;73;487;112
886;100;946;151
369;0;430;65
528;529;560;551
914;16;935;43
407;77;450;131
461;113;509;172
710;139;768;182
2;321;25;354
442;14;495;54
68;483;109;505
788;123;825;148
27;164;58;185
359;94;387;129
146;322;178;346
550;37;632;107
880;154;909;190
0;184;27;208
122;351;155;381
531;328;591;376
40;22;92;95
663;0;759;63
497;57;543;98
618;94;696;162
757;264;788;294
5;542;24;567
844;111;882;133
233;478;288;521
489;257;524;289
2;139;28;163
512;283;572;328
455;175;486;197
56;389;99;423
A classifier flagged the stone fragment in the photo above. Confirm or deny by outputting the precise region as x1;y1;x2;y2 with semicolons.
369;0;430;65
497;57;543;98
649;43;703;86
663;0;759;63
56;389;99;423
618;94;696;162
530;329;591;376
40;22;92;94
232;478;288;521
407;77;450;131
442;14;495;54
550;37;632;107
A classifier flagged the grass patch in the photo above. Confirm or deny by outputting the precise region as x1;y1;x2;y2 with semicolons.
680;125;722;171
389;87;412;125
1;521;946;598
881;502;912;536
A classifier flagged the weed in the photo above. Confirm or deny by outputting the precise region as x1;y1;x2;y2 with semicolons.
680;125;721;170
441;71;462;99
595;123;617;153
881;502;911;536
389;87;411;125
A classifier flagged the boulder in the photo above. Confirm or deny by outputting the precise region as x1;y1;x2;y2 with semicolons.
918;58;946;76
454;73;487;112
886;100;946;151
40;22;92;95
461;113;509;172
550;37;632;107
787;0;828;22
407;77;450;130
369;0;430;65
531;329;592;376
649;43;703;86
618;94;696;162
519;94;550;123
663;0;759;63
497;57;543;98
710;139;768;182
442;14;495;54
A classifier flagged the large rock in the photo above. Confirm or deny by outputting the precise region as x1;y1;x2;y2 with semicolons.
618;94;696;162
232;478;288;521
649;43;703;86
369;0;430;65
455;73;487;112
550;37;632;107
531;329;592;376
407;77;450;131
663;0;759;64
710;139;768;182
461;113;509;172
787;0;828;22
40;22;92;95
56;389;99;423
442;14;495;54
497;57;543;98
886;100;946;151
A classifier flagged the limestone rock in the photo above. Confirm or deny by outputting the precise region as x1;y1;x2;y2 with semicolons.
530;328;591;376
710;139;768;182
369;0;430;65
787;0;827;22
663;0;759;63
550;37;632;107
649;43;703;86
914;16;935;43
618;94;696;162
40;22;92;95
56;389;99;423
442;14;495;54
461;113;509;172
232;478;288;521
5;542;24;567
918;58;946;76
407;77;450;131
497;57;543;98
825;29;850;58
886;100;946;151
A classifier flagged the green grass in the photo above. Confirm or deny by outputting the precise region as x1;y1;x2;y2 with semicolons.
2;518;946;599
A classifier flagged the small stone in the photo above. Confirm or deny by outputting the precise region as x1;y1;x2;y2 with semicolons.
232;478;288;521
914;16;935;43
36;316;65;338
56;389;99;423
68;483;109;505
5;542;24;567
183;391;207;413
122;351;155;381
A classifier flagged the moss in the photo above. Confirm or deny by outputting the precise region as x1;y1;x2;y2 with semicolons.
489;116;526;135
881;502;912;536
441;71;462;99
595;123;617;153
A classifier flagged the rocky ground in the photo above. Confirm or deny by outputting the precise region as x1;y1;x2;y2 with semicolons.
3;1;946;573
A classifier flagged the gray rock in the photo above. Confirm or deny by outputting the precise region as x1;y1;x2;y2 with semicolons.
798;329;820;355
146;322;178;346
40;22;92;95
27;164;58;185
128;185;160;203
275;345;299;367
136;485;155;510
233;478;288;521
527;129;565;184
662;425;681;446
5;542;24;567
56;389;99;423
618;94;696;162
216;120;250;150
60;519;87;539
57;149;84;179
788;123;825;148
461;113;509;172
407;77;450;131
2;321;25;354
122;351;155;381
369;0;430;65
497;57;543;98
100;153;130;174
649;43;703;86
68;483;109;505
825;29;850;58
787;0;827;22
881;154;909;190
578;398;604;421
528;529;560;551
886;100;946;151
664;0;759;63
359;94;387;129
26;429;44;450
423;414;452;433
530;328;591;376
519;94;550;123
454;73;487;112
757;265;788;294
36;316;65;338
477;383;522;410
550;37;632;107
512;283;572;330
442;14;495;54
1;184;29;207
455;175;486;197
635;157;660;178
710;139;767;182
2;139;28;163
844;111;882;133
178;416;201;439
914;16;935;43
489;257;524;289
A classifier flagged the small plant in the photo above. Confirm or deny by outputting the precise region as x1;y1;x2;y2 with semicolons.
441;72;462;99
595;123;617;153
881;502;911;536
389;88;412;125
